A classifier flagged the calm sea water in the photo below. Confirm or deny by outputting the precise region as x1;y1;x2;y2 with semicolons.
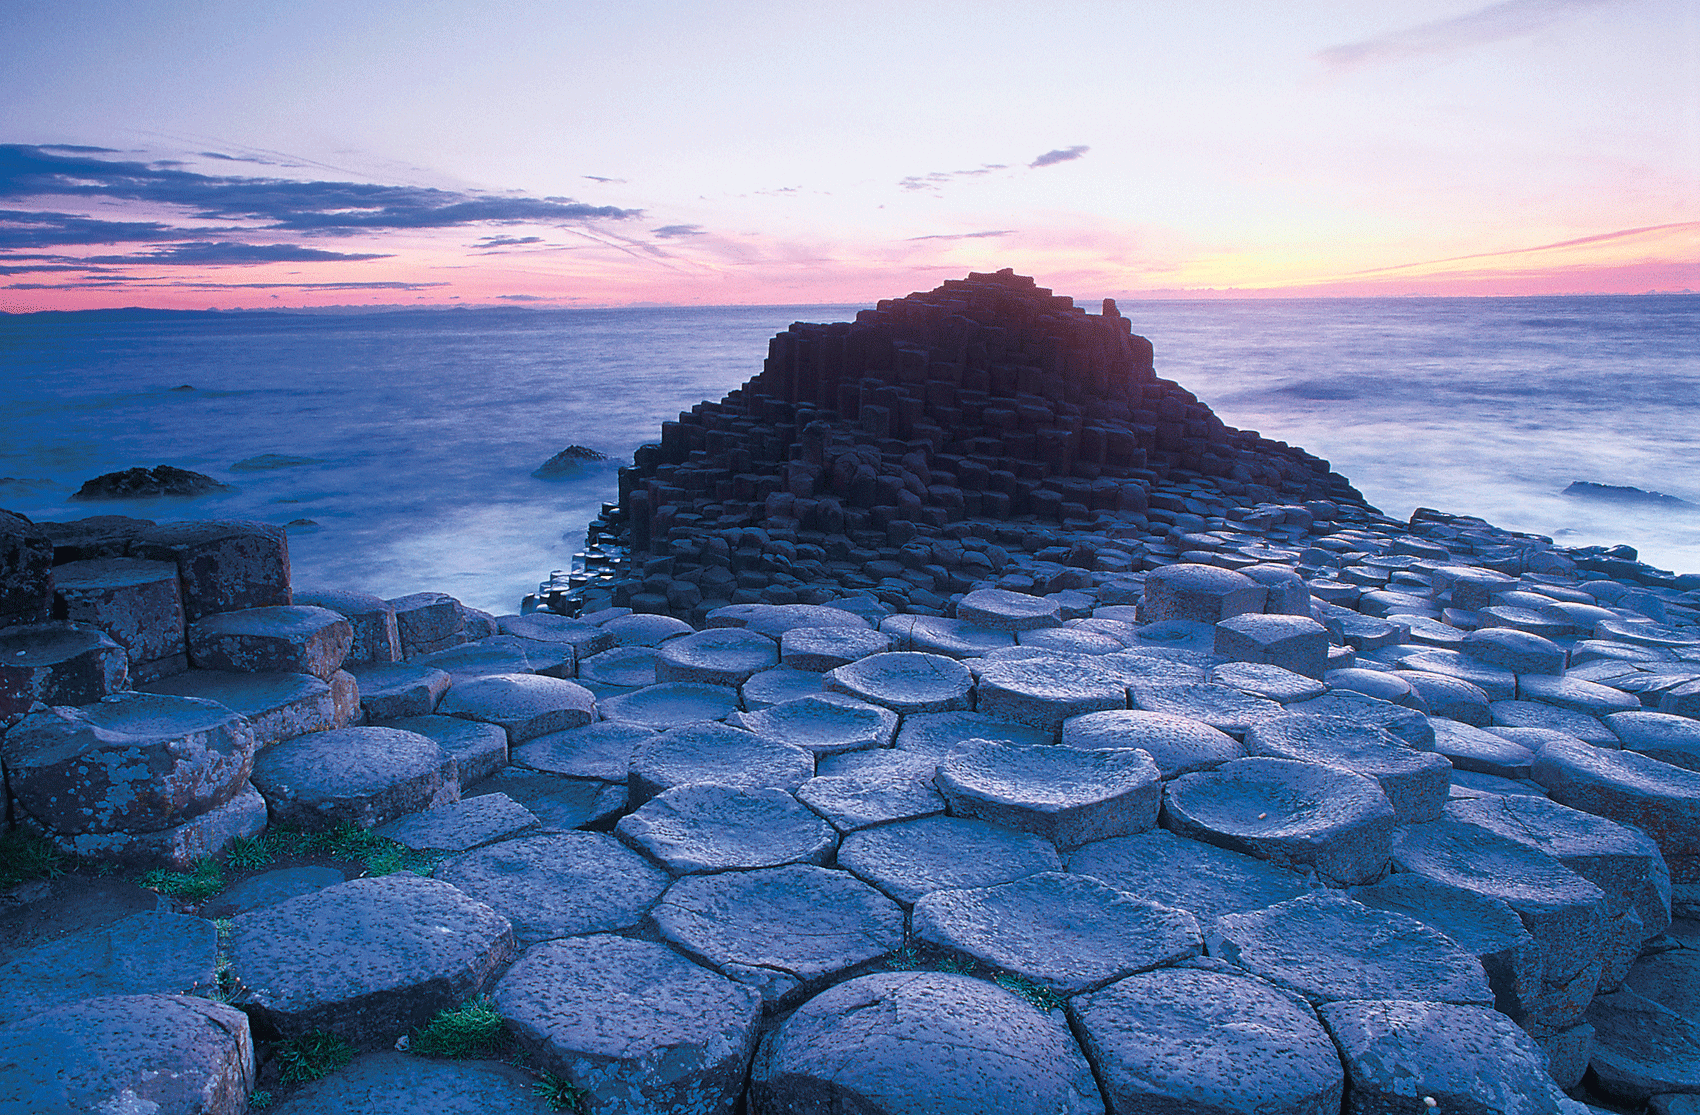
2;296;1695;614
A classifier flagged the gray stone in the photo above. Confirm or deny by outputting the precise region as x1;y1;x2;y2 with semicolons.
1324;667;1426;710
738;665;824;710
598;682;741;728
824;651;974;714
1317;999;1569;1115
748;971;1103;1115
142;668;342;747
654;627;778;687
47;780;269;868
1244;713;1452;824
1533;736;1700;881
188;605;352;680
1214;613;1330;679
1069;960;1343;1115
374;792;539;852
230;873;515;1049
0;994;253;1115
1607;710;1700;770
1099;646;1212;684
1625;948;1700;1022
796;771;947;832
203;865;346;918
411;635;573;681
346;661;450;720
511;720;656;781
438;672;595;742
955;588;1063;631
628;722;816;806
0;911;217;1026
389;592;465;657
0;621;128;722
1129;683;1282;738
1162;757;1397;886
266;1052;544;1115
894;710;1055;756
732;693;899;755
250;726;458;830
1586;988;1700;1102
1400;669;1493;725
1016;626;1122;655
1520;673;1641;717
1463;626;1569;674
706;602;871;637
936;740;1160;848
1209;892;1495;1006
493;935;761;1115
1492;699;1618;744
577;645;658;691
2;692;256;835
1395;646;1518;701
383;714;509;786
1067;828;1311;927
780;624;894;671
131;519;289;622
975;657;1130;737
52;557;186;673
1061;709;1244;778
913;872;1201;994
467;768;625;831
838;814;1062;905
434;832;669;945
498;611;617;658
882;614;1015;658
651;864;904;1007
1209;661;1327;703
1432;717;1536;778
599;611;694;647
293;588;401;664
1142;563;1266;624
616;784;837;874
1286;689;1437;749
0;509;53;631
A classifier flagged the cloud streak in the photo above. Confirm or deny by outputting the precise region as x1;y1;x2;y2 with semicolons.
1029;146;1089;168
903;229;1017;241
1316;0;1618;70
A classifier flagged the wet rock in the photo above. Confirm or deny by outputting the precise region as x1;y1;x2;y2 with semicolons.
346;660;450;720
532;444;608;478
131;520;289;622
466;768;625;831
1142;563;1266;624
434;832;669;945
374;792;539;853
0;621;128;722
628;722;816;806
71;464;233;501
599;681;740;728
203;865;347;918
438;672;595;742
142;668;343;746
494;935;761;1115
250;725;458;830
732;693;899;755
838;814;1061;905
1061;709;1243;777
229;873;515;1049
1163;756;1397;886
824;651;974;713
651;864;903;1007
384;714;509;786
1244;712;1452;824
616;784;837;874
936;739;1160;847
0;911;217;1025
293;588;401;664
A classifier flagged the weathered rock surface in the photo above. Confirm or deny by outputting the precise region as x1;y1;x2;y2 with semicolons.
824;651;974;713
434;832;669;944
1066;828;1311;928
935;739;1160;847
0;620;128;721
616;783;837;874
628;722;816;805
437;672;596;742
249;725;458;830
0;911;218;1026
838;814;1062;905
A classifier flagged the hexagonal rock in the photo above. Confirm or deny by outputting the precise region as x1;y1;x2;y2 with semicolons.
653;627;778;688
599;611;694;647
1016;626;1122;655
250;726;458;830
1070;960;1343;1115
824;651;974;714
347;660;450;720
598;682;740;728
914;872;1202;995
1213;613;1330;680
1141;563;1264;625
1244;713;1452;824
576;645;659;692
1491;698;1617;744
780;624;894;671
467;768;625;832
435;832;670;944
2;692;256;835
1520;673;1640;717
1352;873;1542;1021
1067;829;1310;927
1163;757;1397;886
936;740;1160;848
384;714;509;786
498;612;617;658
228;873;515;1049
264;1053;543;1115
1396;646;1518;701
388;592;464;656
54;781;269;868
0;508;53;629
894;710;1054;756
438;672;594;742
1626;948;1700;1021
0;994;254;1115
1129;683;1283;739
1285;689;1437;749
1533;736;1700;880
187;605;352;681
1318;1000;1569;1115
1431;717;1534;778
732;693;899;756
141;668;342;747
706;602;870;637
51;557;186;672
882;614;1016;659
616;784;837;874
1397;669;1492;725
493;935;761;1115
1324;667;1426;710
1209;892;1494;1007
838;814;1062;906
1209;660;1327;703
796;772;947;833
511;720;656;782
1392;816;1608;1017
628;722;816;807
1585;988;1700;1102
293;588;401;664
974;657;1129;737
749;971;1104;1115
1058;711;1237;781
1595;616;1700;647
128;519;289;622
0;911;217;1026
411;635;573;681
651;864;904;1007
1460;626;1566;675
1609;710;1700;770
0;621;128;721
1098;647;1212;685
740;666;825;710
955;587;1064;632
374;792;539;853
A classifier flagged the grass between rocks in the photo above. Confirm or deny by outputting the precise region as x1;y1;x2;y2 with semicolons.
271;1030;355;1087
884;946;1066;1012
404;996;588;1112
0;829;66;888
133;822;445;905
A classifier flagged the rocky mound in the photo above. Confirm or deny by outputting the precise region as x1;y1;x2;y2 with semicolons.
71;465;234;501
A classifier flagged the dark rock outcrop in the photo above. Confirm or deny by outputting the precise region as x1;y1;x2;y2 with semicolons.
71;465;234;501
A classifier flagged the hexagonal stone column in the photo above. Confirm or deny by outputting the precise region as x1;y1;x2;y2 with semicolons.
499;612;616;659
780;624;894;671
651;864;903;1007
1209;892;1494;1007
1462;626;1567;674
494;935;762;1115
1069;960;1343;1115
188;604;353;680
228;873;515;1049
1245;713;1452;824
733;694;899;756
654;627;778;687
976;657;1129;737
389;591;464;657
913;872;1201;995
838;814;1061;905
1533;736;1700;881
51;557;186;680
599;681;740;728
1130;683;1283;739
348;661;450;720
250;725;458;830
438;673;595;742
1585;988;1700;1102
749;972;1103;1115
0;621;128;721
936;740;1160;847
294;588;401;664
955;588;1063;631
1608;709;1700;770
2;692;256;835
1066;829;1310;929
1163;757;1397;886
600;612;694;646
0;911;217;1025
386;714;510;786
824;651;974;714
1213;613;1330;679
435;832;670;945
1062;709;1243;778
628;723;816;806
130;519;289;621
1142;563;1266;625
141;668;344;746
616;784;837;874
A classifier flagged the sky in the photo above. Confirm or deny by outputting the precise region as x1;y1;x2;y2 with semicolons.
1;0;1695;310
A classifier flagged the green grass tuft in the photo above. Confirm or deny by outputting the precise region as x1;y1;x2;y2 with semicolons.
935;955;978;976
0;829;66;889
272;1031;354;1087
994;973;1065;1012
224;835;274;871
139;857;226;900
534;1072;589;1112
409;995;511;1059
246;1089;272;1109
883;945;922;971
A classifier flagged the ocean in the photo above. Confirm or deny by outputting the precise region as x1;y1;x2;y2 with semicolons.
2;296;1696;615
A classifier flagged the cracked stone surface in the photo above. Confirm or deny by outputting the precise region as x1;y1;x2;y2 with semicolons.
935;739;1160;848
837;814;1062;905
615;783;837;874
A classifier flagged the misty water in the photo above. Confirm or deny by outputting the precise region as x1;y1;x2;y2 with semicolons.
2;296;1696;615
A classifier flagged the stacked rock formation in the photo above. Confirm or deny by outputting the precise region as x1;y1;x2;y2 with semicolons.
3;272;1700;1113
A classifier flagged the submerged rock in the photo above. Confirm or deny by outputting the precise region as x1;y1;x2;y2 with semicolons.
533;445;609;479
70;465;234;501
